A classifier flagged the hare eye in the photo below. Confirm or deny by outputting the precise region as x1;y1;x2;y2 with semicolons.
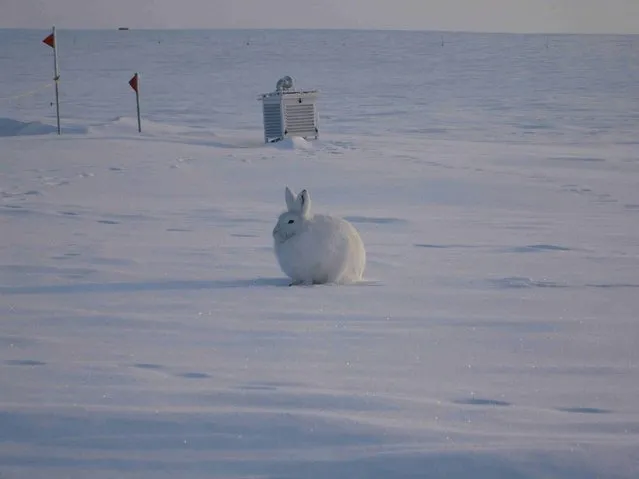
288;219;295;224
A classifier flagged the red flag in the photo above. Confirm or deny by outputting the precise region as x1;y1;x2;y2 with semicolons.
129;74;138;93
43;33;55;48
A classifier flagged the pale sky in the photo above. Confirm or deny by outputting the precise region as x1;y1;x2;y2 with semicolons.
1;0;638;34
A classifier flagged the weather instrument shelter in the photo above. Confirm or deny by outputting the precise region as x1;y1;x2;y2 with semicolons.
259;76;319;143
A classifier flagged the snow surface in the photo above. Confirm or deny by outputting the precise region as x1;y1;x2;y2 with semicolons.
1;29;639;478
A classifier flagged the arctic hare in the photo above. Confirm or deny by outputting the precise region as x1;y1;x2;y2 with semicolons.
273;187;366;285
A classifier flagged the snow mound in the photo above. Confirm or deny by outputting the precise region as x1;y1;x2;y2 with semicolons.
89;116;206;137
273;136;314;151
0;118;88;137
0;118;58;137
89;116;150;135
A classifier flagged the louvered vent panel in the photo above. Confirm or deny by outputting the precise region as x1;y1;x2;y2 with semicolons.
263;103;282;140
284;104;316;136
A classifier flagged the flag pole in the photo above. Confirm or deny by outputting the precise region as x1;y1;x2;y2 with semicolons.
43;26;61;134
53;26;60;134
129;72;141;133
135;73;141;133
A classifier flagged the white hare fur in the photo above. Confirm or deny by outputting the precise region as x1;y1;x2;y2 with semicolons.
273;187;366;285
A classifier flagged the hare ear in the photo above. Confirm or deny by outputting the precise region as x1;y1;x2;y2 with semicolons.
298;189;311;217
285;187;296;211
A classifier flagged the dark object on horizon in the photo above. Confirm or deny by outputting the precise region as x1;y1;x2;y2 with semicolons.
118;27;130;31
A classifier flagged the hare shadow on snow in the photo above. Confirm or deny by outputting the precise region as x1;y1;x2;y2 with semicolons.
0;277;381;295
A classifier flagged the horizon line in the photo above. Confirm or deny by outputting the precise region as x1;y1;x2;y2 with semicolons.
1;26;638;36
